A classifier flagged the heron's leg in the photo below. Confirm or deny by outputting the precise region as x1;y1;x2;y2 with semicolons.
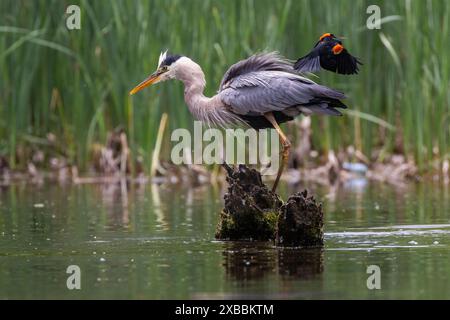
264;112;291;192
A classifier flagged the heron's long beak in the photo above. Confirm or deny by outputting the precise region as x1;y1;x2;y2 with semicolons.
129;70;163;95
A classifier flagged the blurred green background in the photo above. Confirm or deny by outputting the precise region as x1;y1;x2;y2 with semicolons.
0;0;449;173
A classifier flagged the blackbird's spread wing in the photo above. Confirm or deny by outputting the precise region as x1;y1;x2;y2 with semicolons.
294;42;362;75
330;49;362;75
293;42;324;74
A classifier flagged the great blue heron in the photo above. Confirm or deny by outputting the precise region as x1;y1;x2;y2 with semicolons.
295;33;362;75
130;51;347;192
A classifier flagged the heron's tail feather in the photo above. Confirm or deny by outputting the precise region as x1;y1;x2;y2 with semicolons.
313;84;347;100
300;98;347;116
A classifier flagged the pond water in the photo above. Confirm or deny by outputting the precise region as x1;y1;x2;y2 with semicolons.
0;179;449;299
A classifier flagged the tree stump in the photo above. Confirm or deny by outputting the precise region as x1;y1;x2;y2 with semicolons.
215;164;324;247
276;190;324;247
215;164;282;241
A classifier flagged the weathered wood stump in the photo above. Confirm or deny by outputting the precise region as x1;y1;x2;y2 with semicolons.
276;190;324;247
215;164;282;241
215;164;324;247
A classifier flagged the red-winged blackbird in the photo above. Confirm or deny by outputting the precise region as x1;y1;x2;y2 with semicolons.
294;33;362;75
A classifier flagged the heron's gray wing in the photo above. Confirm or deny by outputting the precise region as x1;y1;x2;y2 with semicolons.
219;71;346;116
219;52;294;91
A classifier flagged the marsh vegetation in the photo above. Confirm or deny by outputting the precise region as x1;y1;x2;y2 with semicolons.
1;0;449;181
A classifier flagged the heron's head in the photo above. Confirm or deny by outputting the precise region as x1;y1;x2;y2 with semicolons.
129;51;184;95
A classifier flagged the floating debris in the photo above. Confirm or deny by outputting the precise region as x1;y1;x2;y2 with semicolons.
342;162;368;174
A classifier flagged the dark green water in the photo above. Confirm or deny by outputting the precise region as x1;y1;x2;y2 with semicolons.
0;180;449;299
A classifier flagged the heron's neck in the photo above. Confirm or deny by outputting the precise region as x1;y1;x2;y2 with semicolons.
176;60;222;121
183;74;208;107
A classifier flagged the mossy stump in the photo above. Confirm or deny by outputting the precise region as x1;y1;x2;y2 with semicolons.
215;164;282;241
215;164;324;247
276;190;324;247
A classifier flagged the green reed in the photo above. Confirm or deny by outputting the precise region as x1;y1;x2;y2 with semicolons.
0;0;448;173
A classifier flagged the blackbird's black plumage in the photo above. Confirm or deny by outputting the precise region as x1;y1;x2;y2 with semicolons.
294;34;362;75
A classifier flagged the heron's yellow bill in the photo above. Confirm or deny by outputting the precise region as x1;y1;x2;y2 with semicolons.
129;72;161;95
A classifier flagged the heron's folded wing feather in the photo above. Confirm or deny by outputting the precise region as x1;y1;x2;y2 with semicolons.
219;71;345;115
219;52;294;91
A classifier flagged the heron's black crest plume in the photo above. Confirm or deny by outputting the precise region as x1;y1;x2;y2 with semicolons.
157;50;183;68
160;54;182;67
